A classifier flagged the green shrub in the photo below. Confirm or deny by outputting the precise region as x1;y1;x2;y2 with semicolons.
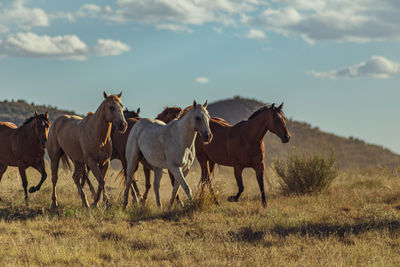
274;151;338;195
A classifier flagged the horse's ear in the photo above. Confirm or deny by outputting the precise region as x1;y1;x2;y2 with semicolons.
34;110;38;116
103;91;108;99
278;102;283;110
117;91;122;98
203;100;208;108
125;107;128;112
270;103;275;109
193;100;197;108
45;111;49;119
137;108;140;115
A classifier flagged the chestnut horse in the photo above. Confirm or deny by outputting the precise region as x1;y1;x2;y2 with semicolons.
47;92;127;208
80;106;142;198
112;106;183;203
195;103;291;207
0;111;50;203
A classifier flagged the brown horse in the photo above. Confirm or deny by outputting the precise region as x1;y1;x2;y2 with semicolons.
47;92;127;208
0;111;50;202
195;103;291;207
80;106;142;198
111;107;183;203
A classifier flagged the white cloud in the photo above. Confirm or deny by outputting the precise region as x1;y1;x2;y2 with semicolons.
77;0;260;29
244;0;400;43
156;24;193;33
195;77;209;84
0;32;130;60
307;56;400;79
0;0;49;30
93;39;131;56
244;29;266;40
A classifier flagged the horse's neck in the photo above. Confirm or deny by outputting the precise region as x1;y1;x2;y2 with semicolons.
175;112;197;148
16;122;39;148
92;106;112;146
244;112;269;143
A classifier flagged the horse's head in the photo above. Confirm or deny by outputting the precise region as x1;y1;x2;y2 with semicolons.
102;91;127;133
156;107;183;123
124;107;140;119
191;100;213;144
266;103;291;143
33;111;51;149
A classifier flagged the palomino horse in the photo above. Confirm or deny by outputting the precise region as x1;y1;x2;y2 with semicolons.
195;103;291;207
111;107;183;203
0;111;50;202
47;92;127;208
124;101;212;208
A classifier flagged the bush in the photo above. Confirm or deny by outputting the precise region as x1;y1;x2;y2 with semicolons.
274;151;338;195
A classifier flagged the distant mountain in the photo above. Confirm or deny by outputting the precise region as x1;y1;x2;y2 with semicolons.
207;96;400;169
0;99;77;125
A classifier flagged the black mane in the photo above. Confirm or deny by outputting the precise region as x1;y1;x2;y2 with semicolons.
22;114;49;126
248;104;274;120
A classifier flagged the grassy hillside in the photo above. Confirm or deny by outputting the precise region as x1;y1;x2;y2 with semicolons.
207;97;400;169
0;99;77;125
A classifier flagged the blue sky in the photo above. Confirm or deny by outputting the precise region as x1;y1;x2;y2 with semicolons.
0;0;400;153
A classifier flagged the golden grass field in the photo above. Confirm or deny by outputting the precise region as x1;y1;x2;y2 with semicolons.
0;163;399;266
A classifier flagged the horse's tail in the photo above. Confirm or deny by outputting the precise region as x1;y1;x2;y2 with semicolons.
60;153;72;171
117;168;126;186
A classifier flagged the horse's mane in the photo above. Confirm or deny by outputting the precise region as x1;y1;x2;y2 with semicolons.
22;114;49;126
248;104;275;120
157;106;182;119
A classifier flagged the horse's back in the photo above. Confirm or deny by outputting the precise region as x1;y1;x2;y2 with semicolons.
48;115;83;158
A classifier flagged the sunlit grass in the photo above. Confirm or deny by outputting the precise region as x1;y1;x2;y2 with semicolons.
0;164;399;265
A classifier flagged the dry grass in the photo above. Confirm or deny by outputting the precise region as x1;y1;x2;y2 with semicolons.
0;163;399;266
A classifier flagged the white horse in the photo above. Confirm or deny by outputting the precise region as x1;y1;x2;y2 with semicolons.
124;100;212;208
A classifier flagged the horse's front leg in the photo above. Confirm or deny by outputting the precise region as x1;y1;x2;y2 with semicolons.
87;159;109;207
169;166;192;206
153;168;163;208
29;160;47;193
17;166;29;204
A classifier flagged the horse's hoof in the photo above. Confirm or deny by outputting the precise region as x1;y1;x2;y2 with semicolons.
227;196;238;202
140;198;147;205
51;203;58;210
28;186;36;193
90;202;98;208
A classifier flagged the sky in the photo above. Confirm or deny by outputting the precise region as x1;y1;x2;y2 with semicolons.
0;0;400;153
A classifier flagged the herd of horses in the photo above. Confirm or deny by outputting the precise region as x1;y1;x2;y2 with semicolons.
0;92;291;209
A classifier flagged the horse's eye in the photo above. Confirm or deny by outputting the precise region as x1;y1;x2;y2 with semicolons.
110;106;115;111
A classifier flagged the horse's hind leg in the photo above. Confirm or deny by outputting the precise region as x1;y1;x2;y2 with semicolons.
0;164;8;201
72;162;89;208
124;137;140;209
18;167;29;204
228;166;244;203
153;168;163;208
29;160;47;193
141;166;151;204
50;155;61;209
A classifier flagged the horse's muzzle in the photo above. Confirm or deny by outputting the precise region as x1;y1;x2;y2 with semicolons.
118;120;128;133
281;134;291;143
201;132;213;144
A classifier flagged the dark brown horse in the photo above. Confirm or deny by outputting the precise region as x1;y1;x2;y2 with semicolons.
111;106;183;203
195;103;291;207
0;111;50;202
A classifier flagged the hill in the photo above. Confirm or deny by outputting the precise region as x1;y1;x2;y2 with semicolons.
207;96;400;169
0;99;77;125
